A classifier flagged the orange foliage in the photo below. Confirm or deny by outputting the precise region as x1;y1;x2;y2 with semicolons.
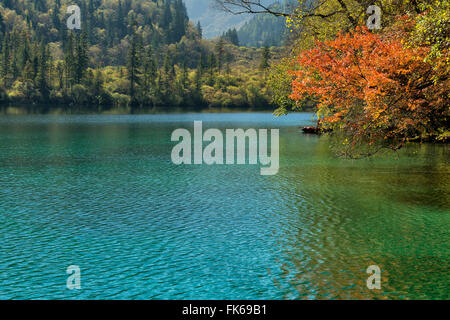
289;25;449;149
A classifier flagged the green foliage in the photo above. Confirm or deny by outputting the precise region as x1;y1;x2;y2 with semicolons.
237;2;288;48
269;0;449;154
0;0;279;110
222;28;239;46
259;46;271;70
408;0;450;68
268;57;297;115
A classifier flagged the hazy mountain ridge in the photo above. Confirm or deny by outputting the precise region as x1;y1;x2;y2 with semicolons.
185;0;282;39
184;0;251;38
237;1;292;47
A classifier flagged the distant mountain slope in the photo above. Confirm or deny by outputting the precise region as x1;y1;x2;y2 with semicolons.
237;12;286;47
185;0;282;39
236;1;293;47
184;0;252;38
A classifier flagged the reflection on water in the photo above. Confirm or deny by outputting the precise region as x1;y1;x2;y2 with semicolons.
0;113;448;299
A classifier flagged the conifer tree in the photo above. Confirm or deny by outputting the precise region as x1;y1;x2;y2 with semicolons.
127;33;143;103
64;33;75;89
1;34;9;78
196;21;202;39
36;41;49;99
259;46;270;71
74;32;89;84
215;38;225;73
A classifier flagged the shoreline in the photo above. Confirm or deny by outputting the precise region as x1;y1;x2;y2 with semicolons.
0;105;282;116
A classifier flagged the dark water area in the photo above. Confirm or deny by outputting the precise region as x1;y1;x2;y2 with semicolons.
0;113;448;299
0;104;275;115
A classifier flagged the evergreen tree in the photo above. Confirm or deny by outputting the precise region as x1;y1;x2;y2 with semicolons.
51;1;61;31
36;41;50;99
0;10;5;35
172;0;188;42
31;43;39;80
126;33;142;103
143;47;157;97
1;34;9;78
17;33;30;71
162;0;172;30
207;53;216;84
259;46;270;71
196;21;202;39
117;0;126;38
223;28;239;46
64;33;76;88
74;32;89;84
215;38;225;73
56;61;64;90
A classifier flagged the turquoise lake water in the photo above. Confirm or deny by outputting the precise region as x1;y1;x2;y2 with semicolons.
0;113;448;299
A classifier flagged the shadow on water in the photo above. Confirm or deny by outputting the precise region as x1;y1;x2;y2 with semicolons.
0;105;271;115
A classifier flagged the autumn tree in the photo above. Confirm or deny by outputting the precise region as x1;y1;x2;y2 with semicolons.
287;25;449;156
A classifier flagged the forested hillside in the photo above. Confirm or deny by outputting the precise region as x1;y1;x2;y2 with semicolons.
184;0;251;38
0;0;277;111
237;2;288;47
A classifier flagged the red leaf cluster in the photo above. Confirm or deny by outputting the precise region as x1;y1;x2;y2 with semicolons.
289;26;448;147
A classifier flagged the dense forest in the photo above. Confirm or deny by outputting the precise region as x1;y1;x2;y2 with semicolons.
237;2;288;47
0;0;278;111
